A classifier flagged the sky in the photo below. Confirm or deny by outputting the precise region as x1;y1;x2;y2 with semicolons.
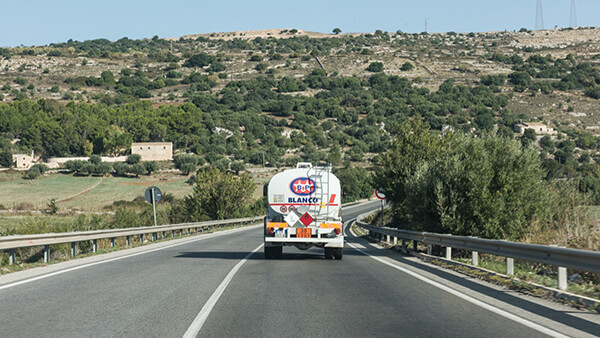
1;0;598;47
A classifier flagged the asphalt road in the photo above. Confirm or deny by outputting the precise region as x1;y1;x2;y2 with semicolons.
0;201;598;338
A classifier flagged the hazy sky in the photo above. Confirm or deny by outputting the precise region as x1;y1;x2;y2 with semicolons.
1;0;598;47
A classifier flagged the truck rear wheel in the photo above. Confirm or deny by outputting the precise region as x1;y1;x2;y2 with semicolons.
273;246;282;258
333;248;343;260
324;248;334;259
264;246;273;259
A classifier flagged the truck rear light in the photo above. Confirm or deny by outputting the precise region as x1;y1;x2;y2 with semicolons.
268;227;275;234
334;228;340;235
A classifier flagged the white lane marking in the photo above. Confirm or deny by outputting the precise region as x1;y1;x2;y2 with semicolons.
183;244;263;338
0;225;260;291
346;242;569;338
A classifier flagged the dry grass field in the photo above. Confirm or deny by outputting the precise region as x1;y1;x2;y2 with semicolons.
0;171;193;212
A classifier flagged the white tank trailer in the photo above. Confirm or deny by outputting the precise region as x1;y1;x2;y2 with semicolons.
264;163;343;259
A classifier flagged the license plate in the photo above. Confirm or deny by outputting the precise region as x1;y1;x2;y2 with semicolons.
297;228;311;238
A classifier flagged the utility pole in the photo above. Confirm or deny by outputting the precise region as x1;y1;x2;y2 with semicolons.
570;0;578;27
535;0;545;30
424;18;428;33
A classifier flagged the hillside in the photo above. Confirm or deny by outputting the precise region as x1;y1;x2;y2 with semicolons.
1;27;599;111
0;27;600;176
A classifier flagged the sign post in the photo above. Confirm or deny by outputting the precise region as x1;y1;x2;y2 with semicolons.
375;189;386;226
145;186;162;226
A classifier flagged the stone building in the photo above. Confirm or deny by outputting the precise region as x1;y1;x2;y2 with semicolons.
131;142;173;161
514;122;557;136
12;150;34;169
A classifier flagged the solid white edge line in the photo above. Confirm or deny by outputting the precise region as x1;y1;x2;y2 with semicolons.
182;244;263;338
346;241;569;338
0;225;261;291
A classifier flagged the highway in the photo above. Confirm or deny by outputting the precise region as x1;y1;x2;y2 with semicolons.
0;201;598;337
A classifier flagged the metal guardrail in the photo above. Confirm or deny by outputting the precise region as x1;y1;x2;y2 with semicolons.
356;212;600;290
1;216;263;265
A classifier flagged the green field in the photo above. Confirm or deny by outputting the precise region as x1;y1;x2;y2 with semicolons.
0;172;193;211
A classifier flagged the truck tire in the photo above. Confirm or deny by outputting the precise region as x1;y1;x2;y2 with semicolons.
324;248;334;259
274;246;283;258
333;248;343;260
264;246;273;259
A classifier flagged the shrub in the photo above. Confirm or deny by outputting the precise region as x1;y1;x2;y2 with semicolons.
126;154;141;164
174;154;199;175
184;168;255;220
366;62;384;72
0;151;13;167
24;166;41;179
112;162;129;176
400;62;414;71
24;164;47;180
376;120;553;240
143;161;158;174
89;154;102;165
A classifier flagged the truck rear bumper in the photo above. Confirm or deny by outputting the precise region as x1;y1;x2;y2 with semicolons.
264;236;343;248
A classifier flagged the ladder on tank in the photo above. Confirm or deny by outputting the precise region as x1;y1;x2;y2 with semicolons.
308;164;332;223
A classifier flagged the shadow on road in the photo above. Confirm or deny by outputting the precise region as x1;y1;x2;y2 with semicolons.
175;249;363;261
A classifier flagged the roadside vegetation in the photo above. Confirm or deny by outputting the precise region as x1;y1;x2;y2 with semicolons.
374;119;599;251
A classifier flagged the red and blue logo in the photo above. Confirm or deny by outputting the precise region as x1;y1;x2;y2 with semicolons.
290;177;316;196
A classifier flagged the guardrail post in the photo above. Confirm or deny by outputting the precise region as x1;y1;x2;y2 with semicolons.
558;267;567;291
9;249;15;265
140;234;144;243
188;228;191;236
152;233;156;241
413;241;417;251
162;231;166;239
386;234;391;243
71;242;76;257
111;238;115;248
394;237;398;245
401;239;407;253
472;251;479;266
427;244;432;255
195;227;198;235
172;230;175;238
44;245;50;263
126;236;130;247
506;257;514;275
93;239;98;253
445;247;452;260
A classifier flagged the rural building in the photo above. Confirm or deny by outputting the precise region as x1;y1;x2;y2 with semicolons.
12;150;34;169
514;122;557;136
131;142;173;161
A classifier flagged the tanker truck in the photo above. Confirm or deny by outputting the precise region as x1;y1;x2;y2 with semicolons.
263;162;343;259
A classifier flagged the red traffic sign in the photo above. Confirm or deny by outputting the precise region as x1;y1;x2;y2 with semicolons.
300;212;314;226
375;189;386;200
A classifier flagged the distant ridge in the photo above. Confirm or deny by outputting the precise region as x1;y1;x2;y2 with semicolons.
168;28;345;41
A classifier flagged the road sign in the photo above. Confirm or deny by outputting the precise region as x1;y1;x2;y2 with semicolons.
375;189;386;200
145;186;162;203
145;186;161;227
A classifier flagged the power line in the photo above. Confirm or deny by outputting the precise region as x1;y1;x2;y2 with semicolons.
535;0;544;30
570;0;578;27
